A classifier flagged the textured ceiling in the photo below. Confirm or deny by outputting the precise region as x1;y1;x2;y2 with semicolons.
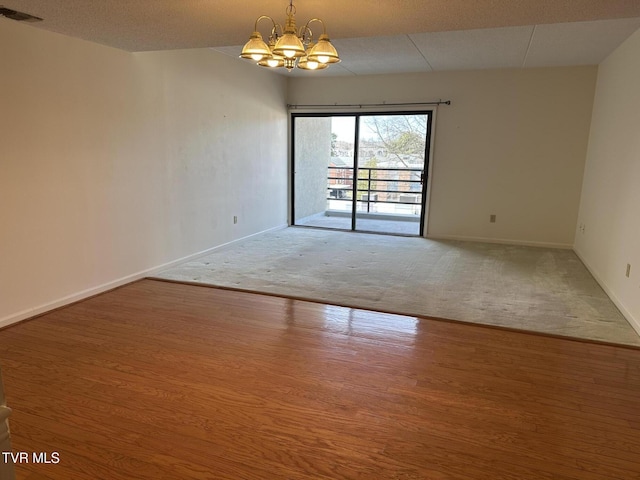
2;1;640;76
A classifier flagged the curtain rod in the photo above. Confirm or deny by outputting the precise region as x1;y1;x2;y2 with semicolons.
287;100;451;109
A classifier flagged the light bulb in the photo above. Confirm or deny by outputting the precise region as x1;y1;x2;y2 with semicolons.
317;55;330;64
307;61;319;70
284;50;296;58
267;59;279;67
251;53;264;61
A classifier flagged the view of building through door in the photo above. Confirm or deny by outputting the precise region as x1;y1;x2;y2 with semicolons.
292;112;431;236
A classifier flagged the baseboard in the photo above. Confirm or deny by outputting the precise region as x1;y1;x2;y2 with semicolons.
0;224;288;330
426;233;573;249
0;274;148;330
573;247;640;338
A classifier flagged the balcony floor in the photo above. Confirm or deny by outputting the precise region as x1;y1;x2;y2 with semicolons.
295;211;421;236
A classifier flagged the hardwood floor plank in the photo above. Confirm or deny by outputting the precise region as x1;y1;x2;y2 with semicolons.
1;279;639;479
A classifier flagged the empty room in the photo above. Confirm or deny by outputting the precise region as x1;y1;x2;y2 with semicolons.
1;1;640;479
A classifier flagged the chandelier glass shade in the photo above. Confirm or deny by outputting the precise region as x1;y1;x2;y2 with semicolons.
240;0;340;72
307;34;340;64
238;30;271;61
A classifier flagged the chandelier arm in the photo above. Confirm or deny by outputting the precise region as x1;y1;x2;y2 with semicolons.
303;18;327;36
253;15;277;33
272;22;284;40
298;25;314;45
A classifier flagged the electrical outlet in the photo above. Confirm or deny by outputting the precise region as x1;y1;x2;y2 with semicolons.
233;216;238;224
490;214;496;223
626;264;631;278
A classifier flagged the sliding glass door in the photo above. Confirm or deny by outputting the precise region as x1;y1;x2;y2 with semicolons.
293;116;356;231
292;111;432;236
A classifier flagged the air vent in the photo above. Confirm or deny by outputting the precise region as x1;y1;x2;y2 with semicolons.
0;6;43;22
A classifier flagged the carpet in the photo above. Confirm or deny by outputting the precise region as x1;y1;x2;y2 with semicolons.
151;227;640;346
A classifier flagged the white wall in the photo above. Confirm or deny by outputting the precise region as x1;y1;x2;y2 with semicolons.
575;28;640;335
288;67;597;247
0;19;288;327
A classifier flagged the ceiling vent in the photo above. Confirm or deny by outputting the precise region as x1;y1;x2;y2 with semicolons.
0;6;43;22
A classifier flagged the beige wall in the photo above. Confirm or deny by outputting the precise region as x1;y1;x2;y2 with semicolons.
293;117;332;221
288;67;597;247
575;28;640;335
0;20;288;327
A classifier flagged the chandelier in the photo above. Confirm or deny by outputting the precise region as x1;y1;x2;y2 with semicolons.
240;0;340;72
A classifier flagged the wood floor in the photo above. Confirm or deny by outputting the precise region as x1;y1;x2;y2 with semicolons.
1;279;639;480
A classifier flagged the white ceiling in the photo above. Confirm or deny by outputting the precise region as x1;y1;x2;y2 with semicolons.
2;1;640;76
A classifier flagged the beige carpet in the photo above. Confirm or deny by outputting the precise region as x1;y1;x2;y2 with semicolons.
152;227;640;346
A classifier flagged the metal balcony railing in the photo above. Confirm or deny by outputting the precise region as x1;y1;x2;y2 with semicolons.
327;166;423;213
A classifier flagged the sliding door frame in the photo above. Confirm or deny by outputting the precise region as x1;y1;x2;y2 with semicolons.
290;108;435;237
